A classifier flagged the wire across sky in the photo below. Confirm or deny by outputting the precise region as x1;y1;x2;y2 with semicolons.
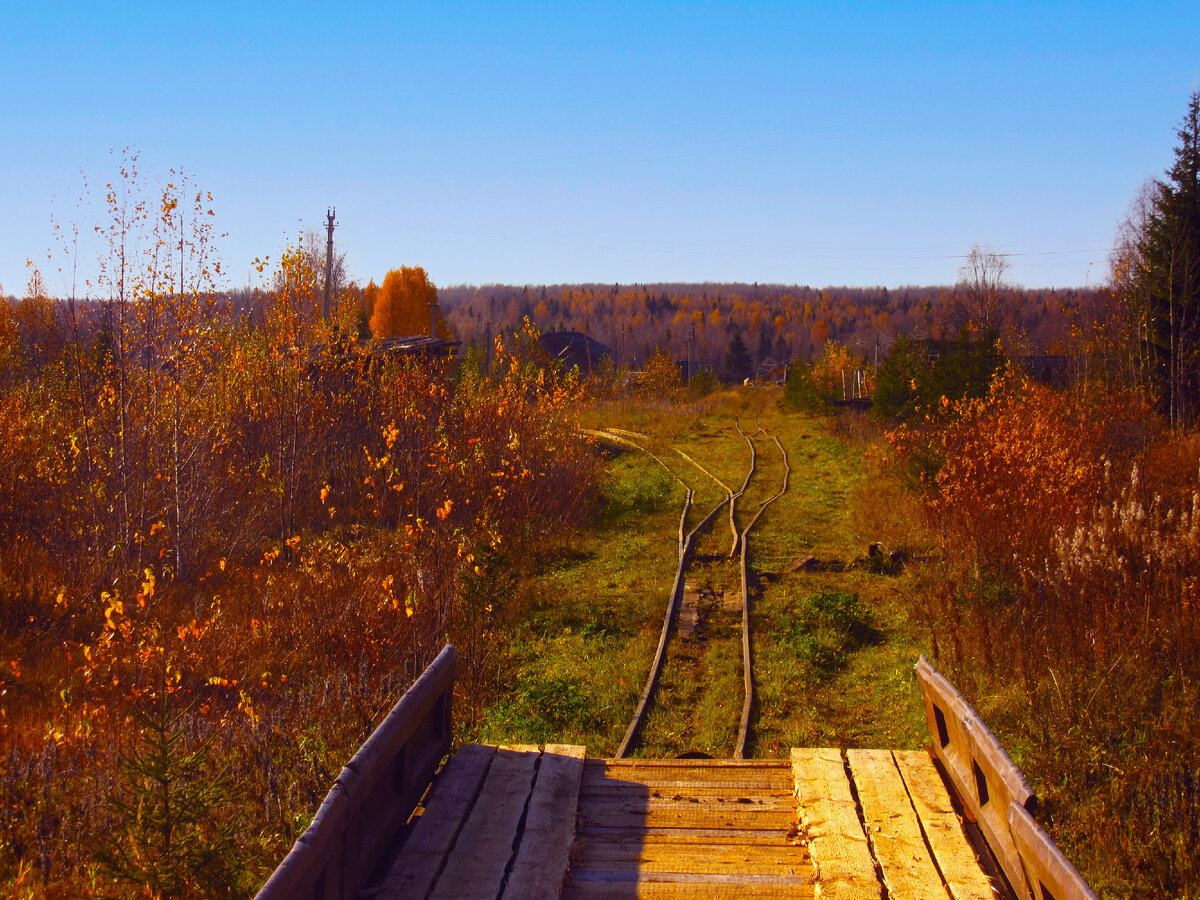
1;2;1197;293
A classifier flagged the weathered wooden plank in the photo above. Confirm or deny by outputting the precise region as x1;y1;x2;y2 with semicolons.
588;763;787;777
893;750;997;900
577;825;802;844
580;792;796;816
376;744;496;900
583;768;791;785
501;744;586;900
579;797;797;816
581;784;795;801
570;869;812;885
1008;802;1098;900
792;748;882;900
563;880;815;898
582;768;793;786
578;806;795;831
582;769;793;789
580;781;794;805
428;746;539;900
848;749;949;900
571;841;809;872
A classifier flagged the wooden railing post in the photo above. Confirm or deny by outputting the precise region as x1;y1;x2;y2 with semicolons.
915;655;1033;898
256;644;458;900
914;655;1098;900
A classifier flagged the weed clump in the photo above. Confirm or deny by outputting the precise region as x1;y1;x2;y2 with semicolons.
483;675;602;744
783;591;880;676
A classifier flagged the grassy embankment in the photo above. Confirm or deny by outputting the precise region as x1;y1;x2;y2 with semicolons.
465;387;934;758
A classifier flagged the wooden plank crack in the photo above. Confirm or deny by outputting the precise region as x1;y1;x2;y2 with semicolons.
429;745;540;900
892;750;998;900
376;743;497;900
501;744;586;900
848;748;952;900
792;748;882;900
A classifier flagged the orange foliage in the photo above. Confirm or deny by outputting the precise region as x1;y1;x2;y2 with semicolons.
918;375;1108;577
632;350;684;401
369;266;445;339
0;254;595;894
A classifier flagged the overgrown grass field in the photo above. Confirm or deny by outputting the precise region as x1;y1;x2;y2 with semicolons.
463;387;933;758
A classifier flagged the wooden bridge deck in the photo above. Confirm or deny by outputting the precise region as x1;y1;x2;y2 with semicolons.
373;743;1000;900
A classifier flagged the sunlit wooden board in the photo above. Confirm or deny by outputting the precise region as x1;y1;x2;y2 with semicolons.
564;878;816;898
572;840;807;869
791;748;882;900
575;825;798;844
892;750;998;900
847;749;949;900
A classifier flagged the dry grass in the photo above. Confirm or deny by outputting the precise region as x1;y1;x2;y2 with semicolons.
890;378;1200;899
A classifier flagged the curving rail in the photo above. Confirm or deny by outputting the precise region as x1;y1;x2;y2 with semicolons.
732;426;790;758
614;486;730;757
610;418;790;760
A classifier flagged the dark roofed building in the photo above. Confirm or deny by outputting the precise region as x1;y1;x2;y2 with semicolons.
537;331;613;375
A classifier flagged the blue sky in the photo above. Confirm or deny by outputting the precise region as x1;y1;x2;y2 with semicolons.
2;2;1198;294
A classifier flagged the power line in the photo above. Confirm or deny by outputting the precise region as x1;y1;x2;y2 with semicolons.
412;224;1111;263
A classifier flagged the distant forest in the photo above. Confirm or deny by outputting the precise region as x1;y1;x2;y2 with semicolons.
438;282;1109;374
3;277;1108;382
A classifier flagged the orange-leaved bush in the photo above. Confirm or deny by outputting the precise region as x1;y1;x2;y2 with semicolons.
369;266;446;339
922;375;1106;579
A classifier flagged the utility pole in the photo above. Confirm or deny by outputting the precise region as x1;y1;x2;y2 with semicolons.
688;319;696;385
323;208;336;322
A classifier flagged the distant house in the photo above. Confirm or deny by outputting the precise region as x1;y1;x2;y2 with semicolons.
302;334;460;386
676;360;715;381
537;331;613;375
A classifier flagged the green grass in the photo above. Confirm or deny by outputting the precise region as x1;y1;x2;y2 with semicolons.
465;389;934;759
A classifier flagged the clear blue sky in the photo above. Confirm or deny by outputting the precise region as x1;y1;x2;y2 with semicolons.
2;1;1198;295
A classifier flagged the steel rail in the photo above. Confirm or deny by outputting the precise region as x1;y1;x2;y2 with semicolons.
733;429;791;759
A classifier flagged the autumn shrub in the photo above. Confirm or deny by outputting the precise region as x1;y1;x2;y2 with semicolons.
920;376;1108;579
0;273;598;894
631;350;685;403
890;371;1200;897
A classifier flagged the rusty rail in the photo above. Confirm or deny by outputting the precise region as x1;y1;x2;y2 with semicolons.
733;430;789;759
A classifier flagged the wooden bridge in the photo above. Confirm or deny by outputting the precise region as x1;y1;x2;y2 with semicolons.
257;646;1098;900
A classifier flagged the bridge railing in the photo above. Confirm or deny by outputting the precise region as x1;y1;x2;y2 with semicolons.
256;644;457;900
915;655;1097;900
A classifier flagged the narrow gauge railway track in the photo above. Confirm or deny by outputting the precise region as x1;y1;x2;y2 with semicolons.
592;421;790;760
732;421;790;758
